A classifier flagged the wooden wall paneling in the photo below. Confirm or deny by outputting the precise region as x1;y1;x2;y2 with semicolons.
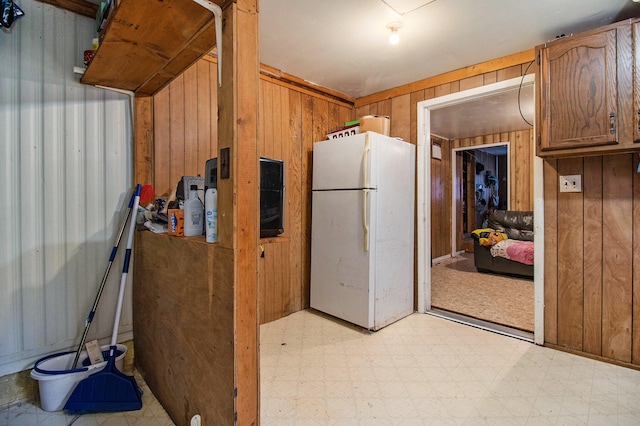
455;151;463;250
369;102;379;116
634;153;640;364
301;94;315;308
329;103;340;129
459;74;484;92
410;90;426;146
483;71;498;85
134;96;153;187
556;157;585;351
341;104;355;127
444;140;453;251
196;60;215;171
273;85;285;162
602;154;633;362
312;96;329;143
430;136;447;258
544;159;559;344
377;99;391;118
258;247;267;324
279;241;292;319
434;83;452;98
497;64;523;82
133;233;235;425
512;129;533;210
278;85;293;316
583;156;603;356
354;104;370;119
183;65;199;176
262;80;275;155
391;93;411;142
328;101;342;132
424;87;435;101
288;89;304;313
169;75;186;191
260;241;278;323
153;86;171;196
257;80;269;324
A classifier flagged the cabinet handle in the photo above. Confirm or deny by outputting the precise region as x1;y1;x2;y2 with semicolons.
637;109;640;135
610;112;615;135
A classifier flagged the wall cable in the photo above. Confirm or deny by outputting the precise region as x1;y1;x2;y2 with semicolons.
518;60;535;127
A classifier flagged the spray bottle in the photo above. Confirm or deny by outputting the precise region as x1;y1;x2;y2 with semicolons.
205;188;218;243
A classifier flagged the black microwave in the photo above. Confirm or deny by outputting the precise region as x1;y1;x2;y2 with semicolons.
260;157;285;238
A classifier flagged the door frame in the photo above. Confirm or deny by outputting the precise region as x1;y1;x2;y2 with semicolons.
416;74;545;344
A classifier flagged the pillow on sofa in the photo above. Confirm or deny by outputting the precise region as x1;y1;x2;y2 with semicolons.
471;228;508;246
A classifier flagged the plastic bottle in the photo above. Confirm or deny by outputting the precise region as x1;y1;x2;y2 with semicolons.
183;185;204;236
205;188;218;243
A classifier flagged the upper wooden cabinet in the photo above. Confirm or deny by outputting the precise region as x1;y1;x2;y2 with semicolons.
81;0;219;96
536;19;636;158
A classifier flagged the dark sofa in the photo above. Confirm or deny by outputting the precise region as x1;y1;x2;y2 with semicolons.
473;210;534;278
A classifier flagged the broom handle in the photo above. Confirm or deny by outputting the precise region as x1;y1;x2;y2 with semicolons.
111;184;141;348
72;191;135;369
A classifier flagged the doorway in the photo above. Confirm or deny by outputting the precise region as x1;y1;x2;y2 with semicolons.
452;143;509;256
416;74;545;344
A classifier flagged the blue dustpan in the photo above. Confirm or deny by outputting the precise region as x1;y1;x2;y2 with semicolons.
64;346;142;412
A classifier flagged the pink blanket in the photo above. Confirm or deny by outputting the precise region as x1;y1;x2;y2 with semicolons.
506;241;534;265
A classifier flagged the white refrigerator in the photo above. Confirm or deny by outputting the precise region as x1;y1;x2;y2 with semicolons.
310;131;415;330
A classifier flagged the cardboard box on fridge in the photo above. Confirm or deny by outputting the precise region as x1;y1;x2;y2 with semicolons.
359;115;390;136
168;209;184;236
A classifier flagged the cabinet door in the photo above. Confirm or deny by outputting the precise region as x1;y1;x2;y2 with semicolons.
539;29;618;151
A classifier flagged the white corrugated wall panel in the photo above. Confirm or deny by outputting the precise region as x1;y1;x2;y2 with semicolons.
0;0;134;376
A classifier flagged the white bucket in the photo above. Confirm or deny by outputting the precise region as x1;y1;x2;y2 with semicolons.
30;344;127;412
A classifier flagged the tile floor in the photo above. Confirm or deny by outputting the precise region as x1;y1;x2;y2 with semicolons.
0;369;173;426
4;310;640;425
260;310;640;425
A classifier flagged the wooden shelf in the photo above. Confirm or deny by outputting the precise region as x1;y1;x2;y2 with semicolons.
81;0;219;96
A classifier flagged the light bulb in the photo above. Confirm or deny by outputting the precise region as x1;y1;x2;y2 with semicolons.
389;30;400;45
386;22;403;46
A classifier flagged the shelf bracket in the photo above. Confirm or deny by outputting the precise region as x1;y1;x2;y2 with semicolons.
191;0;223;87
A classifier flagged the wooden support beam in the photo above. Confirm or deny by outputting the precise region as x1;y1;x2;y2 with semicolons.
217;0;260;424
134;96;153;187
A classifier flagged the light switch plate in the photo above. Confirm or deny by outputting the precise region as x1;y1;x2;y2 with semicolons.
559;174;582;192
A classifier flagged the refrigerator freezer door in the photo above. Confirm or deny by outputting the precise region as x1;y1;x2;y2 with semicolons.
310;189;377;329
312;133;377;190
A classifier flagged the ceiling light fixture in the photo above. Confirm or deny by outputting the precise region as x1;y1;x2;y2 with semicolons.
387;21;403;45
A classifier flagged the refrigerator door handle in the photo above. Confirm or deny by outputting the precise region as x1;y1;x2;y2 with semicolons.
362;133;370;188
362;189;370;251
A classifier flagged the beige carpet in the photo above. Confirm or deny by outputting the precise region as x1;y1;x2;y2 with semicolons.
431;253;534;332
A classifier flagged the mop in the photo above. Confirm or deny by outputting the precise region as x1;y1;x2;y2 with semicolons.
71;190;135;369
64;184;143;412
